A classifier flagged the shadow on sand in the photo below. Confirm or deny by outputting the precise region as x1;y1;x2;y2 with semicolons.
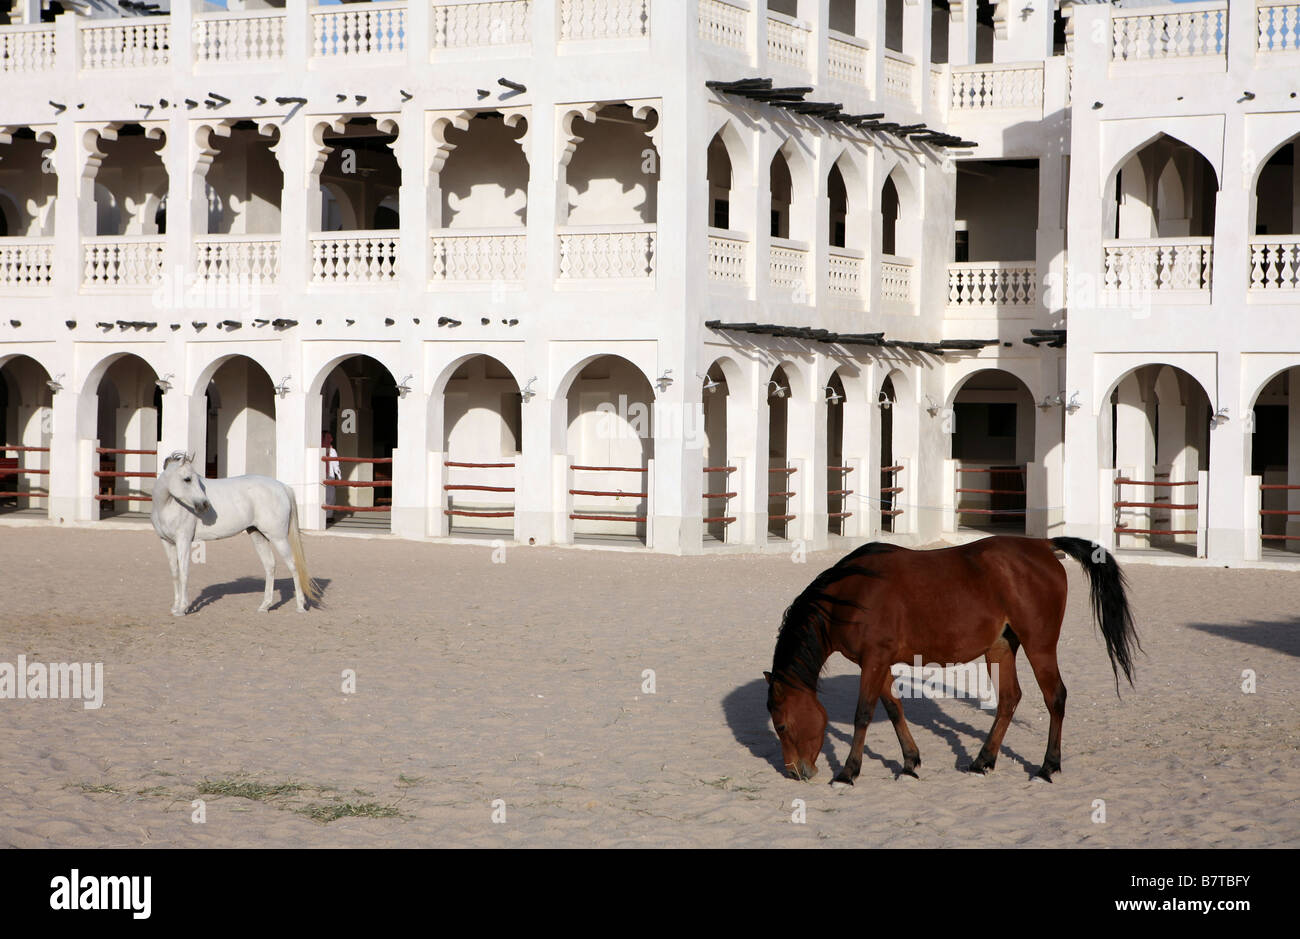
186;576;332;614
722;672;1039;782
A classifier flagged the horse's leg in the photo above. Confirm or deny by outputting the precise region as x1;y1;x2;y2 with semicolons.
970;630;1024;774
248;529;278;613
161;540;182;615
832;661;890;788
879;676;922;778
1023;645;1067;780
174;535;192;616
266;532;305;612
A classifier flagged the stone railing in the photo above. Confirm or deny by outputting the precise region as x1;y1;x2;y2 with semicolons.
880;257;913;303
827;249;865;304
1103;237;1213;293
699;0;748;52
81;18;170;69
194;10;288;65
1249;236;1300;291
0;237;54;288
768;238;809;294
1111;1;1227;61
883;49;916;105
947;261;1037;308
950;63;1043;111
82;236;166;288
194;235;281;284
430;229;527;282
311;232;400;284
432;0;532;49
707;229;748;285
1257;2;1300;52
766;11;809;70
557;224;656;280
312;2;407;57
929;64;945;109
559;0;650;41
827;30;869;88
0;24;57;73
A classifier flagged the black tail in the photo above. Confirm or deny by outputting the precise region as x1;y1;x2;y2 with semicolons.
1051;537;1141;693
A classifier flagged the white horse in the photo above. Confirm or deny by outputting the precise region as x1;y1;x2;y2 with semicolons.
151;452;320;615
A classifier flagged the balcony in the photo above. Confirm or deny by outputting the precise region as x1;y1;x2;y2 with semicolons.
1257;2;1300;54
1102;237;1213;301
194;10;288;66
429;229;527;284
82;236;165;289
948;63;1043;114
559;0;650;42
1249;236;1300;296
826;30;869;90
432;1;532;51
698;0;749;52
1110;1;1227;69
707;229;749;287
0;237;54;288
882;50;916;107
0;23;56;73
80;17;170;70
311;2;407;59
768;238;809;296
311;232;400;284
947;262;1037;313
766;11;810;72
194;235;281;285
826;249;865;308
880;257;914;311
557;224;656;282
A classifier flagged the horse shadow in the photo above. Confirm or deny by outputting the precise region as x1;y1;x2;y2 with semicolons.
1184;618;1300;658
187;576;333;614
722;673;1039;781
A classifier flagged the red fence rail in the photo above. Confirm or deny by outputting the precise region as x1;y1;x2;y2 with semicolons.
95;447;156;503
1260;482;1300;542
768;465;797;524
881;464;904;529
322;454;393;513
955;465;1026;521
0;444;50;507
703;465;737;526
827;464;854;530
1114;475;1197;537
443;460;516;521
569;464;648;524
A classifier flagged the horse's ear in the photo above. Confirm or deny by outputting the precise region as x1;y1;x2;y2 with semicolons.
763;671;773;685
186;451;195;465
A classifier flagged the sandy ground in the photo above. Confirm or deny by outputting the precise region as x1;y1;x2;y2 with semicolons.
0;524;1296;849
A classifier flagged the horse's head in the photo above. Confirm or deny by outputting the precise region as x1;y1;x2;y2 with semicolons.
764;671;827;781
160;452;210;515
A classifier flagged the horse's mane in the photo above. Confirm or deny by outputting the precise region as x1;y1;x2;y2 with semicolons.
770;542;902;693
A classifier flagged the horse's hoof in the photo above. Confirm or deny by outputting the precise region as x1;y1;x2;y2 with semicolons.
830;776;854;789
257;605;271;614
296;606;308;614
968;759;993;775
901;765;920;779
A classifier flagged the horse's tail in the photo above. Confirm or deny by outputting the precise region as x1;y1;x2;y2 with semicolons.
1050;536;1140;693
287;493;323;607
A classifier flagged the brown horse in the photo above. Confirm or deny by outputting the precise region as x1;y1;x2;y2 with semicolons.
764;536;1139;785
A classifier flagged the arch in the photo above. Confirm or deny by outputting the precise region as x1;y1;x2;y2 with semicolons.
1100;128;1222;204
189;354;279;479
949;368;1037;533
1251;135;1299;238
0;355;55;512
313;353;401;529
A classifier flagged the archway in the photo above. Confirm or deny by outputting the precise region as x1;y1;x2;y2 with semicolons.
195;356;278;480
1249;366;1300;554
767;365;795;540
91;354;162;518
562;355;655;546
950;369;1035;533
1102;364;1211;554
0;354;53;515
317;355;399;531
439;355;522;537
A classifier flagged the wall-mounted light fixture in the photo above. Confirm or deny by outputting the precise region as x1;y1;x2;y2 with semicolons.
824;386;843;405
47;373;64;394
1211;406;1230;427
700;373;721;394
768;381;788;399
521;377;538;403
924;394;940;416
396;374;413;398
155;373;174;393
274;376;292;399
877;392;892;410
655;369;674;393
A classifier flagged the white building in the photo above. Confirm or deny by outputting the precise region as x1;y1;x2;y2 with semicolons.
0;0;1296;563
